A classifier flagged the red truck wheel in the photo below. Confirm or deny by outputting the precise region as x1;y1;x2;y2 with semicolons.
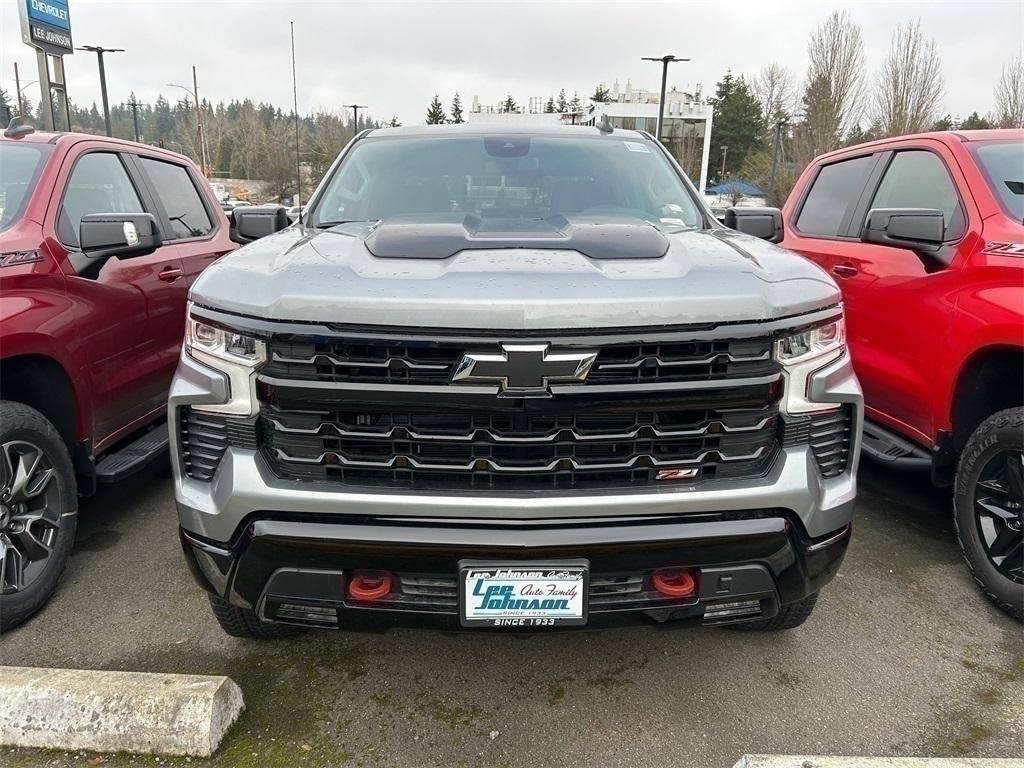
954;407;1024;621
0;401;78;630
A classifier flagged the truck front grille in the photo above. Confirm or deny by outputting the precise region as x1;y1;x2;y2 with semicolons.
263;335;776;386
256;328;783;492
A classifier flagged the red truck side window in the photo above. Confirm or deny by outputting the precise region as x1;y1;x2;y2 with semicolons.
138;157;213;241
870;150;966;241
795;155;875;238
58;152;146;248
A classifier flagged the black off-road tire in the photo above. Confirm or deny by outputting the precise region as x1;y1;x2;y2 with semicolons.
207;593;305;639
953;407;1024;621
727;592;819;631
0;401;78;632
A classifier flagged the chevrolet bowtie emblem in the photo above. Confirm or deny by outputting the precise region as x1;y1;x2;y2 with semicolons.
452;344;598;396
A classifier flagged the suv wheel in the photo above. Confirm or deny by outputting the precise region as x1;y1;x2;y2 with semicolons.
207;594;305;639
954;407;1024;621
0;401;78;631
727;592;818;631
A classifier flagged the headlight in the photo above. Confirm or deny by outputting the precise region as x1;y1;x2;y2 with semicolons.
185;303;265;416
775;316;845;414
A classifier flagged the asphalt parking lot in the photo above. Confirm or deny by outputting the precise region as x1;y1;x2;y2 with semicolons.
1;461;1021;768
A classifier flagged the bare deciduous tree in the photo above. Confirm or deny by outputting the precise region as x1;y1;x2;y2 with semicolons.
873;20;944;137
994;56;1024;128
751;63;796;126
798;10;866;160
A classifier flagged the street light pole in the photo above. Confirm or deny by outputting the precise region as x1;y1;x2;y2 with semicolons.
768;120;787;204
720;145;728;181
77;45;123;137
344;104;367;131
168;73;209;174
641;54;689;142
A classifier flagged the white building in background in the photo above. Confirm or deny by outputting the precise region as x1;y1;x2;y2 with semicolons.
464;79;713;193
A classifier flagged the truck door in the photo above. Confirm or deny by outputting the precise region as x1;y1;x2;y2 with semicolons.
54;148;187;447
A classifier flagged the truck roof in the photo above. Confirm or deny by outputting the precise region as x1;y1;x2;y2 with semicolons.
363;123;650;140
813;128;1024;164
1;129;196;165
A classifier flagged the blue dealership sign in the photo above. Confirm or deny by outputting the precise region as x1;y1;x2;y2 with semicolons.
26;0;70;31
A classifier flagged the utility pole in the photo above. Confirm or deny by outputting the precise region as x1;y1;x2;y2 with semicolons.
344;103;367;131
126;98;143;142
641;54;689;142
14;63;23;115
291;22;302;208
76;45;123;137
168;72;209;174
720;145;728;181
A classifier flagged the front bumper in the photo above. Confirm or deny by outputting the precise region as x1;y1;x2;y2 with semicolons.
180;512;851;630
171;344;861;629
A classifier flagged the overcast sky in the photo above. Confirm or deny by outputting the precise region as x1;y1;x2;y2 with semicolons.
3;0;1022;126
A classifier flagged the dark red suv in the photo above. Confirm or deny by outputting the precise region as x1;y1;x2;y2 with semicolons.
0;122;235;628
781;129;1023;619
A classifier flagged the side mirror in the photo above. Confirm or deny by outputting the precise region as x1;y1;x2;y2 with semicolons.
861;208;944;252
79;212;162;261
231;205;290;244
724;207;784;243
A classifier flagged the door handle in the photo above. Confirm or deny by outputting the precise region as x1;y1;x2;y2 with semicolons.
158;266;183;282
832;264;859;279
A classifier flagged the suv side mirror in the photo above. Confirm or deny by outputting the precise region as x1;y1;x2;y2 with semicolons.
79;212;162;261
231;205;290;244
861;208;944;252
724;207;784;243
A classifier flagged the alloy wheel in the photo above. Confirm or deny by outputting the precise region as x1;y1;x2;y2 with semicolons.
0;440;61;595
974;449;1024;585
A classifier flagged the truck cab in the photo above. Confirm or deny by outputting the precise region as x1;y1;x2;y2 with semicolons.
0;122;235;628
780;129;1024;619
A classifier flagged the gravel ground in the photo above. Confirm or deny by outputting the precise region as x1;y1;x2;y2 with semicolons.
1;461;1021;768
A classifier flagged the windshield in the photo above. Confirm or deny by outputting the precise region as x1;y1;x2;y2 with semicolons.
972;140;1024;222
314;134;704;231
0;143;51;232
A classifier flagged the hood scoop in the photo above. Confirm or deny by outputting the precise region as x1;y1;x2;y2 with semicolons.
362;213;669;260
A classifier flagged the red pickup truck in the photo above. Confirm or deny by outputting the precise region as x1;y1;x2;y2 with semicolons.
780;129;1023;619
0;121;235;628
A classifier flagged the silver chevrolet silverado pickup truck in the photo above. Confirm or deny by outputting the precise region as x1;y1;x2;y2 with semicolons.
170;124;862;638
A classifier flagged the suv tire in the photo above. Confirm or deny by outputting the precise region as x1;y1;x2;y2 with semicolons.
207;594;305;639
954;407;1024;621
0;401;78;631
727;592;818;631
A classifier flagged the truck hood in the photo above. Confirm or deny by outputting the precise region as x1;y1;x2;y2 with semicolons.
191;222;840;330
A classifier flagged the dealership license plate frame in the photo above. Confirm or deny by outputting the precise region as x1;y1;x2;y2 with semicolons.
458;559;589;628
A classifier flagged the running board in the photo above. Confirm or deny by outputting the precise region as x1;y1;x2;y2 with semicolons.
860;420;931;470
95;424;170;483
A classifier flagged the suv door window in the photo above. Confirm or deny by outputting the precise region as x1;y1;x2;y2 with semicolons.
58;152;145;246
795;155;875;237
870;150;965;240
138;157;213;240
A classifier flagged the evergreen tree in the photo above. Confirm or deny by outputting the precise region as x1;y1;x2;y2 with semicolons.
960;111;993;129
707;71;765;182
0;89;12;125
387;116;402;128
592;84;610;103
567;92;582;114
425;94;447;124
930;114;955;131
450;93;464;124
544;96;556;113
556;89;568;112
501;94;517;113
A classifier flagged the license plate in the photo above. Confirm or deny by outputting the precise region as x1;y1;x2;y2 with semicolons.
459;560;588;628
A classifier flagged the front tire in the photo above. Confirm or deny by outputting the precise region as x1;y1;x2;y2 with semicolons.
207;594;304;639
0;401;78;631
954;407;1024;621
727;592;818;631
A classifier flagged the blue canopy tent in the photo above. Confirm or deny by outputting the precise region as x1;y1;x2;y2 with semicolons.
705;180;766;197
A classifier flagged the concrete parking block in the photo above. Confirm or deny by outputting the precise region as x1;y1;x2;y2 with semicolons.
0;666;244;757
734;757;1024;768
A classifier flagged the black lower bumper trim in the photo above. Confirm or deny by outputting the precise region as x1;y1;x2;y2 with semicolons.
179;511;850;631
